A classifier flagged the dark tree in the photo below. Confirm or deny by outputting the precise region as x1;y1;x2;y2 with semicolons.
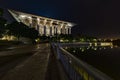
0;8;3;16
6;22;23;40
0;8;7;37
6;21;39;41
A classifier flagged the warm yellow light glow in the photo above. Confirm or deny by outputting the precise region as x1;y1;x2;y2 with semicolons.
93;39;97;41
28;16;31;19
9;10;75;36
1;35;16;41
81;49;84;52
100;42;113;46
35;38;40;42
67;23;73;26
94;48;97;50
89;43;92;46
20;15;26;18
110;39;113;41
95;43;97;46
60;39;64;42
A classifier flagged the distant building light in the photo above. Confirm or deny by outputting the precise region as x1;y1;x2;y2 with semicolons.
94;48;97;50
60;39;64;42
100;42;112;46
35;38;40;42
95;43;97;46
89;43;92;46
20;15;26;18
93;39;97;41
37;18;40;21
111;39;113;41
28;16;32;19
1;35;16;41
81;49;84;52
68;23;73;26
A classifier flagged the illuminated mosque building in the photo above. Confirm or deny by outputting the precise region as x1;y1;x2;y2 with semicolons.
8;10;75;36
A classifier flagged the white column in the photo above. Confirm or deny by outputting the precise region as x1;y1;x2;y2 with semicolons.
69;28;71;34
49;20;53;36
38;24;41;35
41;25;44;35
44;26;46;36
56;26;58;34
54;26;56;35
35;18;38;30
50;27;52;36
46;26;50;36
36;25;39;31
62;26;65;34
60;24;63;34
57;26;61;34
65;27;68;34
52;26;54;36
29;17;32;28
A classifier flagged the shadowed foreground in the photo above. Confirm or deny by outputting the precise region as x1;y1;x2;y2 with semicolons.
0;43;68;80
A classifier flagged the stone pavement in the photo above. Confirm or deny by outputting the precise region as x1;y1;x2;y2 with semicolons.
45;45;69;80
1;43;50;80
0;43;69;80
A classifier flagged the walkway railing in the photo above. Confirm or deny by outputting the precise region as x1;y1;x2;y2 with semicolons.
51;43;113;80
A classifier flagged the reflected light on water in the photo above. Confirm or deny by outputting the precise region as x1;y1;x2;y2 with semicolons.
65;43;118;54
89;43;92;46
81;49;85;52
100;42;113;46
94;48;97;50
95;43;97;46
73;50;76;53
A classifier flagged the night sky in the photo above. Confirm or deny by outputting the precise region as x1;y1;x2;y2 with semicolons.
0;0;120;38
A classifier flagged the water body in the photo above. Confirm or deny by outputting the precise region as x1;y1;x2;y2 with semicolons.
65;45;120;80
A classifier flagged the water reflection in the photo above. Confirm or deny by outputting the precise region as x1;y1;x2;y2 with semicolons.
64;42;114;52
65;45;115;53
63;43;119;80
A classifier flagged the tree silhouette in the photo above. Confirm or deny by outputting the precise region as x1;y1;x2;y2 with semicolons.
6;21;39;40
0;8;7;37
0;8;3;16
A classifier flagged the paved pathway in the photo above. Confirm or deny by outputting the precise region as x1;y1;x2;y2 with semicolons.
0;43;69;80
1;43;50;80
